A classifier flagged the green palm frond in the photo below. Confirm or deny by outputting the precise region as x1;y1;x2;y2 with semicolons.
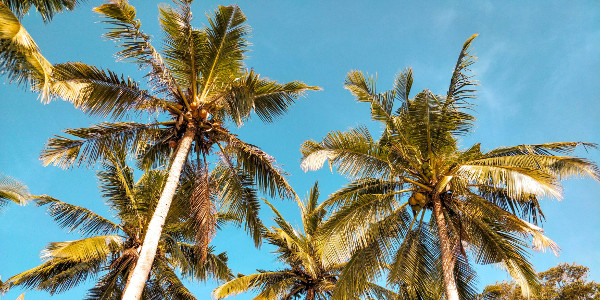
387;226;437;297
221;69;321;126
41;122;166;168
213;271;294;299
393;68;413;105
455;203;540;297
35;196;121;235
42;235;123;262
0;3;54;101
52;62;169;118
226;136;294;199
300;126;389;178
485;142;598;157
4;235;122;294
158;0;203;93
2;0;80;22
94;0;181;97
320;193;403;254
345;70;395;125
445;34;478;106
0;173;31;209
212;164;264;246
197;5;248;101
175;243;232;282
151;258;197;300
5;258;103;295
325;178;406;208
299;182;325;237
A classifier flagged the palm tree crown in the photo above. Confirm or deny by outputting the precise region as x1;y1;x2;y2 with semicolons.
300;35;599;300
214;182;390;300
10;0;318;298
4;146;231;299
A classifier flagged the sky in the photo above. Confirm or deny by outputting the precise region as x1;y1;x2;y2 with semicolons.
1;0;599;298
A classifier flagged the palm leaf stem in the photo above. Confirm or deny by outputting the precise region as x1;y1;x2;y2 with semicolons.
401;177;431;191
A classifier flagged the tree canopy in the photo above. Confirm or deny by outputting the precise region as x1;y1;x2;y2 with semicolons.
481;263;600;300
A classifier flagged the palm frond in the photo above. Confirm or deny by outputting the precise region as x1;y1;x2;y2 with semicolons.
300;126;389;178
212;163;264;246
151;258;197;300
94;0;182;96
35;195;121;236
393;68;413;105
485;142;598;157
0;3;54;101
445;34;478;106
3;0;80;22
226;136;294;199
345;70;396;125
387;226;437;297
158;0;203;93
457;164;562;199
0;173;31;209
52;62;169;118
221;69;321;126
5;235;122;294
41;122;165;168
42;235;123;262
197;5;249;101
212;271;294;299
175;243;232;282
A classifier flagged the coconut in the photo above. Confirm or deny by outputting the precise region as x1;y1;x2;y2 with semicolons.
199;109;209;120
414;192;427;206
169;141;177;148
409;195;417;206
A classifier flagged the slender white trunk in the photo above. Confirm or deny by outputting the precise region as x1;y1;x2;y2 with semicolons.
122;125;196;300
432;194;460;300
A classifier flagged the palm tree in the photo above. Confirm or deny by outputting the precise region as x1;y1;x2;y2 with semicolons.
0;174;31;210
300;35;599;300
29;1;318;298
213;183;390;300
3;145;232;299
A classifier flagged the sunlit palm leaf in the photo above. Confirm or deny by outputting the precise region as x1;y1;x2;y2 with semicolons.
0;173;31;209
35;195;121;236
41;122;165;168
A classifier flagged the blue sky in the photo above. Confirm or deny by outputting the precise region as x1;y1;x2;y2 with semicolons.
1;0;599;298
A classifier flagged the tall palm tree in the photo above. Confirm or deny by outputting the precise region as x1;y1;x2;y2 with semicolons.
300;35;599;300
3;145;232;299
30;1;318;298
213;183;389;300
0;174;31;210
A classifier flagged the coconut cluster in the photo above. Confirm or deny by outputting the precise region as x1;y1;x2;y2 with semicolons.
408;192;427;215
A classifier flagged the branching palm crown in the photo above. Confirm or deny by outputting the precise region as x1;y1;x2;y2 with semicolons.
2;0;318;297
38;0;318;243
300;35;600;300
213;182;392;300
3;146;232;299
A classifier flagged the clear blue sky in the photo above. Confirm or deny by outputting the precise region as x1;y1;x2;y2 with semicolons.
1;0;599;298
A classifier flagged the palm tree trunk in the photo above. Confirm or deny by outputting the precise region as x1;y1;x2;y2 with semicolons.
122;125;196;300
432;194;460;300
